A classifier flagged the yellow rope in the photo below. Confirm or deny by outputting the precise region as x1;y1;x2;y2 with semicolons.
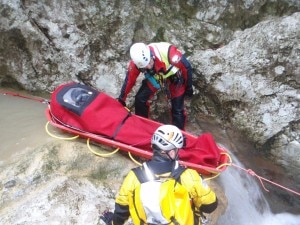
128;152;142;166
204;173;220;181
87;138;119;157
204;152;233;181
45;121;79;140
221;152;233;164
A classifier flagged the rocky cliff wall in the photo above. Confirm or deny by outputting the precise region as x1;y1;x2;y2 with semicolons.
0;0;299;178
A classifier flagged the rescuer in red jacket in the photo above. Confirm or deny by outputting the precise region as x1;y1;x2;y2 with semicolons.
117;42;193;130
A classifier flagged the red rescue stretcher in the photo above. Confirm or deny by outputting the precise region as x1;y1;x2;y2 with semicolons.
45;82;231;176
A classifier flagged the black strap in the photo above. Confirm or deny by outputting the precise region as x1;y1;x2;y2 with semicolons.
170;216;180;225
111;111;131;139
164;64;174;75
132;166;148;183
133;162;186;183
171;164;186;182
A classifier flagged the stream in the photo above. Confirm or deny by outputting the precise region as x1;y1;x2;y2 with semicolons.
0;90;299;225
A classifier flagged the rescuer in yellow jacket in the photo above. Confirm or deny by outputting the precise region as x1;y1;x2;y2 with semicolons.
101;125;218;225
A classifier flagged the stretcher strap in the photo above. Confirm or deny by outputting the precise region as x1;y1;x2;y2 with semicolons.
112;112;131;139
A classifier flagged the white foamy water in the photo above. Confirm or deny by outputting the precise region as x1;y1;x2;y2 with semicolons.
216;153;300;225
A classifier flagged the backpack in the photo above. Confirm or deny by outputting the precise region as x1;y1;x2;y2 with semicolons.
129;162;194;225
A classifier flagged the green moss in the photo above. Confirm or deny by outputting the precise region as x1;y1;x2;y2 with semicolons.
151;27;166;42
88;159;120;181
259;1;296;17
178;0;201;18
41;146;60;174
0;75;24;89
219;1;298;31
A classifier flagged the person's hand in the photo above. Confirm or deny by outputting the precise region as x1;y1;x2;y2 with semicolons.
100;210;113;225
117;97;126;107
185;86;194;97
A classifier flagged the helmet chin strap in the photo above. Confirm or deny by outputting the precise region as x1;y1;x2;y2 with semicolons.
151;144;179;161
166;152;174;161
166;149;179;161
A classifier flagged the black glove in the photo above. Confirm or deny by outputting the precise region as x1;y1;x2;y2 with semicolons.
100;210;113;225
185;87;194;97
117;97;126;107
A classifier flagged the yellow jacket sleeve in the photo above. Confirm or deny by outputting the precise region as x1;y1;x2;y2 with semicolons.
112;170;141;225
115;170;140;206
180;169;217;212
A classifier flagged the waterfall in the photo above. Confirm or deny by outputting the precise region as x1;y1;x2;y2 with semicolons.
216;153;300;225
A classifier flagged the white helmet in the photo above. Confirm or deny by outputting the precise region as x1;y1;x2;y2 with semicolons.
151;125;184;151
130;43;151;68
